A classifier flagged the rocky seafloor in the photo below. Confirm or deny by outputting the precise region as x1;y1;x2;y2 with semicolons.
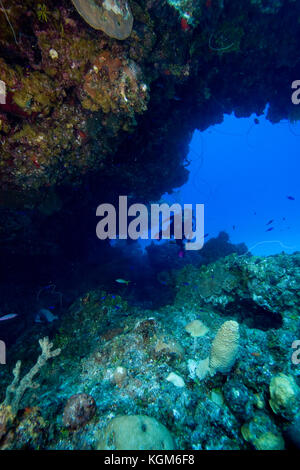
0;251;299;450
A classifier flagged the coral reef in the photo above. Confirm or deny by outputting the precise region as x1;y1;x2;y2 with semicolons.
0;252;299;449
0;0;300;452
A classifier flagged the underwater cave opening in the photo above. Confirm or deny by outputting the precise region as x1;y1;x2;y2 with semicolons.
158;108;300;258
224;298;283;331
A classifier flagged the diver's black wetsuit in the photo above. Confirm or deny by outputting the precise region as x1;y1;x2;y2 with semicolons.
158;214;186;255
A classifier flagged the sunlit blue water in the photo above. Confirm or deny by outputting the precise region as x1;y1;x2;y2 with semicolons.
162;110;300;256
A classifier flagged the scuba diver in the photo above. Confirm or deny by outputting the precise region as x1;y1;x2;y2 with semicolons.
157;212;195;258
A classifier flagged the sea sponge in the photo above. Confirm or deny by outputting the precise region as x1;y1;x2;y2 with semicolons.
63;393;96;429
185;319;209;337
166;372;185;388
96;415;174;450
71;0;133;40
209;320;239;375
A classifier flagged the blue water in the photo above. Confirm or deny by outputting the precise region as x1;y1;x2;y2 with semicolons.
162;110;300;256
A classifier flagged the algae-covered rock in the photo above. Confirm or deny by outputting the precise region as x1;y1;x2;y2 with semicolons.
269;373;300;419
96;415;175;450
253;431;285;451
241;412;285;450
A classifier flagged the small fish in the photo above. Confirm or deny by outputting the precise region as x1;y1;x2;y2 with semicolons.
254;118;259;125
251;352;261;357
0;313;18;322
266;219;274;225
115;279;130;285
232;225;236;230
35;309;57;323
287;196;295;201
265;227;274;232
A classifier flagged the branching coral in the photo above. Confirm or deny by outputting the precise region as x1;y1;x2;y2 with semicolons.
0;0;18;45
3;337;61;414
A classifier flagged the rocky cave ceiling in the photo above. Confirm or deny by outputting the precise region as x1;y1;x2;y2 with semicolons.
0;0;300;253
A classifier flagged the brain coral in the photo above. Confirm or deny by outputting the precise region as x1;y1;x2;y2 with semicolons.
71;0;133;40
209;320;240;375
97;415;174;450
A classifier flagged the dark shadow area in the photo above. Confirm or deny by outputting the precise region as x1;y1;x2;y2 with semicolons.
224;298;283;331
